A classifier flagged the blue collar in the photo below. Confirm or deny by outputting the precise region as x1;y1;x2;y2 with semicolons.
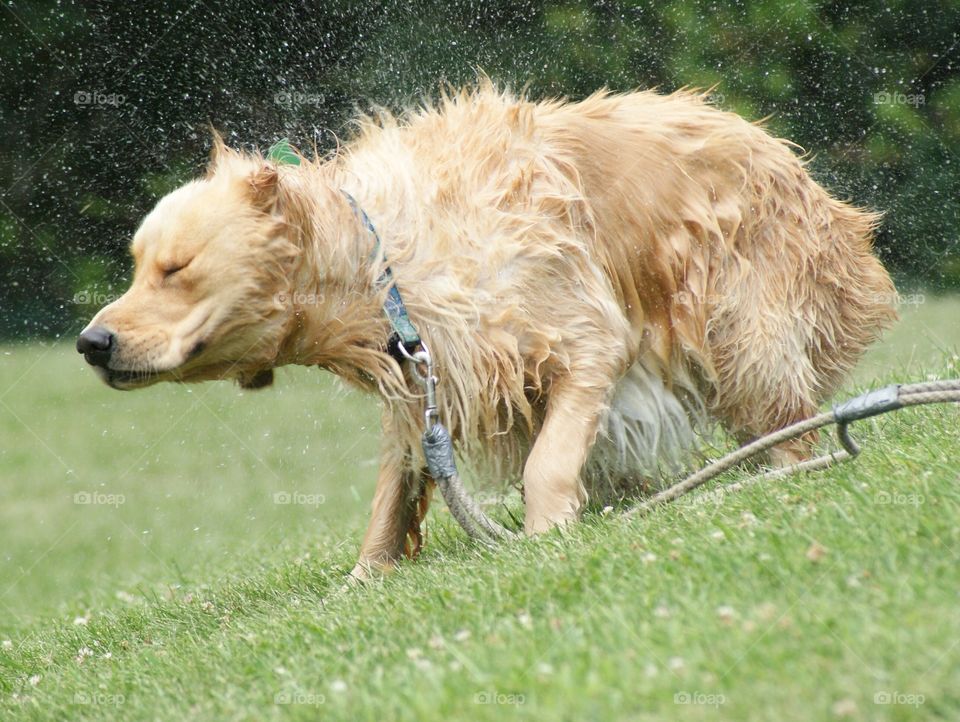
340;190;423;353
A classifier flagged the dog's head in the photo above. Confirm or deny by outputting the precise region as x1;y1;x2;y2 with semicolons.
77;135;301;390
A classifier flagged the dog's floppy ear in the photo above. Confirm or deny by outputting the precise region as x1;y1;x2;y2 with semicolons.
248;138;300;211
248;163;280;211
238;368;274;389
244;138;303;210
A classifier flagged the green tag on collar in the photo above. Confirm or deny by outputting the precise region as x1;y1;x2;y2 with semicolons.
266;138;301;166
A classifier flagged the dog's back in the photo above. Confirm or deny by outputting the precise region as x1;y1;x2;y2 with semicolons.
534;89;897;460
343;86;896;479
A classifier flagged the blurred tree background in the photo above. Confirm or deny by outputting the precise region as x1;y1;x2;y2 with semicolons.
0;0;957;339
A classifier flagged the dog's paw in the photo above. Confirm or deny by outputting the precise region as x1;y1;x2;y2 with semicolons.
523;508;579;536
338;573;366;594
338;559;395;592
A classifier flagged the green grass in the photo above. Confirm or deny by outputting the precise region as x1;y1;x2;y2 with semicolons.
1;294;959;721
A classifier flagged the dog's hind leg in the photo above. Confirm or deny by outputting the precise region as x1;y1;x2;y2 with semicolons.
523;380;608;535
708;301;822;468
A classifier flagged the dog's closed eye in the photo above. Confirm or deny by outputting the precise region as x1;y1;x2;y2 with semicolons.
160;259;193;280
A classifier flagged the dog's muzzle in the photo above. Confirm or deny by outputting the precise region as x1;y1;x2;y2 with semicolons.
76;326;115;368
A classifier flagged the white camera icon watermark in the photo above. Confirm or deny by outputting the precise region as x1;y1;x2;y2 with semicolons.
73;491;125;508
273;491;326;507
73;290;121;306
875;490;924;507
74;90;125;108
74;691;125;706
274;291;325;307
274;91;326;109
274;690;326;706
674;690;727;707
873;91;924;107
874;690;925;707
474;690;526;705
869;291;926;307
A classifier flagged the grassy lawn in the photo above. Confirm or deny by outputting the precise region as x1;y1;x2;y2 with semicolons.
1;293;959;721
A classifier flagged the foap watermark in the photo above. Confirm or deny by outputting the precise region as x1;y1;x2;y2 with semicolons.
673;290;738;307
870;291;926;308
74;691;125;707
74;491;125;508
273;491;326;507
74;90;125;108
73;290;121;306
674;691;727;708
472;490;512;507
474;691;526;706
274;690;326;706
873;91;924;108
874;690;925;708
875;490;924;507
274;91;326;109
274;291;325;307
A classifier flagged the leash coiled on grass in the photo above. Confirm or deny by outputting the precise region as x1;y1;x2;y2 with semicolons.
429;379;960;540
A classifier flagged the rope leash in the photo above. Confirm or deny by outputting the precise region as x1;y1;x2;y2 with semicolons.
625;379;960;518
435;378;960;539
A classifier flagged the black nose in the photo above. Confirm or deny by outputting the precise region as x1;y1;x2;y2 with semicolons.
76;326;114;368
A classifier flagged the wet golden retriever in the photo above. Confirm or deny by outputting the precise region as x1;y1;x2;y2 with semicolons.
78;84;896;579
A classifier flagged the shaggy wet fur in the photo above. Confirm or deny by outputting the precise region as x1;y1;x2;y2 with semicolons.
80;84;897;578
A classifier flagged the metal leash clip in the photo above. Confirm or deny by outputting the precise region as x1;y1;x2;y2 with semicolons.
398;340;439;429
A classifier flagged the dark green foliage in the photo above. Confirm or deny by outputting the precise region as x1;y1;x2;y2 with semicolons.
0;0;957;338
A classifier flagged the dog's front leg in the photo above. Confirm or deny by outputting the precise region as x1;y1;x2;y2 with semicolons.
523;382;604;535
349;437;425;582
